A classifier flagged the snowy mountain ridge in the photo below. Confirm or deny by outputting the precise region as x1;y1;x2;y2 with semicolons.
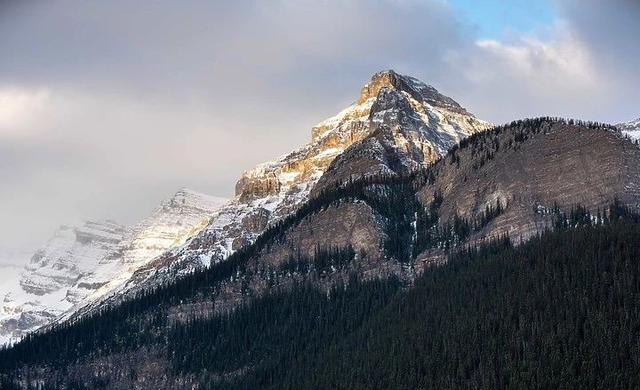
0;189;227;345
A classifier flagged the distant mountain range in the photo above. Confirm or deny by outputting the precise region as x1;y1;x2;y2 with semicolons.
0;189;227;345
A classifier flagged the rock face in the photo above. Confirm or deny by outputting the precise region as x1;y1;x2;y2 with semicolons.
0;189;227;345
98;70;491;303
414;120;640;262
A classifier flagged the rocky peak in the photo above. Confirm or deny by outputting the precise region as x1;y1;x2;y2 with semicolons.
236;71;488;203
358;69;468;115
143;71;491;277
160;187;227;213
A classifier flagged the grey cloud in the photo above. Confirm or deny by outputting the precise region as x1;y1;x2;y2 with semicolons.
553;0;640;120
0;0;638;254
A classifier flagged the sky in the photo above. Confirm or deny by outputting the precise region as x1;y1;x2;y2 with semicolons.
0;0;639;259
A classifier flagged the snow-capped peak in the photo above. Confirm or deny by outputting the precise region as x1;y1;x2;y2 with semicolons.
2;71;492;343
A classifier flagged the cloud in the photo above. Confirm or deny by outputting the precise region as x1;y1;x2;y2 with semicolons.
0;88;51;134
0;0;638;254
553;0;640;120
444;25;608;122
441;1;640;123
474;35;596;88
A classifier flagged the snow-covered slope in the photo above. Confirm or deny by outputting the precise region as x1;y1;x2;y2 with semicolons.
617;117;640;142
93;70;492;303
0;189;226;345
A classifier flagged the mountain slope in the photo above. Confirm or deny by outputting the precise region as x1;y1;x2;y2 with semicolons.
2;118;640;388
0;189;227;345
413;118;640;263
167;220;640;390
86;70;491;307
3;209;640;389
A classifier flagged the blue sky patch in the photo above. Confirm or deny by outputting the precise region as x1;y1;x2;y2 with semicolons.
449;0;556;39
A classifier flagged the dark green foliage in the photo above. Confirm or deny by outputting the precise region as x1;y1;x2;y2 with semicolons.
190;220;640;390
312;245;356;274
5;213;640;389
552;199;640;229
413;191;442;257
278;245;356;276
413;195;504;255
168;277;402;385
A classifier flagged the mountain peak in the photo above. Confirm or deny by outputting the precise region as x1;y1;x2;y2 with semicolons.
358;70;468;115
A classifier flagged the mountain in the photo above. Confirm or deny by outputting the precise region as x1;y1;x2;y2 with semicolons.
617;117;640;142
83;70;491;310
3;116;640;388
1;70;490;344
0;189;227;345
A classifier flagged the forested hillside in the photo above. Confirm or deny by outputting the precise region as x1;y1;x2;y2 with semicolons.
2;205;640;389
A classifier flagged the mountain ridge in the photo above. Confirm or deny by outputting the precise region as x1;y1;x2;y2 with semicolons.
0;188;227;345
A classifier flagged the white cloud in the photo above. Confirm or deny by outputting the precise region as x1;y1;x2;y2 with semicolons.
442;23;617;123
474;34;598;90
0;88;51;134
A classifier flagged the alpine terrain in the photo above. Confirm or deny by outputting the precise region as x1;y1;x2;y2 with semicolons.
0;189;227;345
0;70;491;345
67;70;492;318
2;71;640;389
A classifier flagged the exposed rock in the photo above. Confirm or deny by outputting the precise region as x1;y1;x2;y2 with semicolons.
357;70;469;115
416;121;640;260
